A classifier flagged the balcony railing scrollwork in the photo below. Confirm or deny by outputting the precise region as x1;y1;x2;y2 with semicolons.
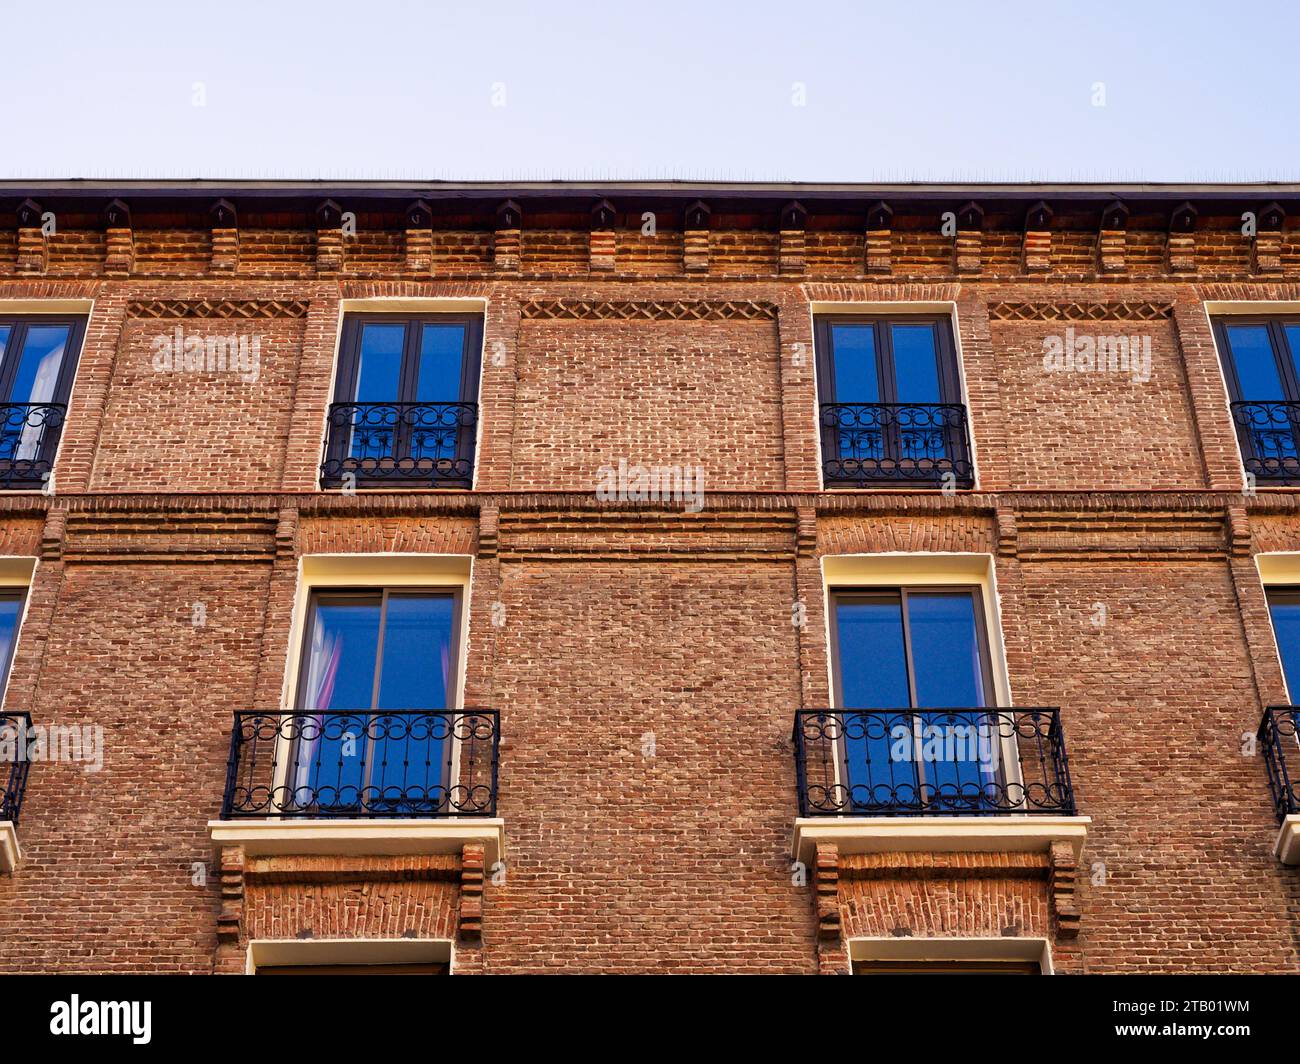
0;404;66;489
220;709;500;819
1230;400;1300;483
820;402;973;487
793;707;1076;817
0;711;33;825
1259;706;1300;823
320;401;478;487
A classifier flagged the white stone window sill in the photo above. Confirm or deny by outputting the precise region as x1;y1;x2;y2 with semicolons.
1275;814;1300;865
791;815;1091;867
0;821;19;872
208;818;505;868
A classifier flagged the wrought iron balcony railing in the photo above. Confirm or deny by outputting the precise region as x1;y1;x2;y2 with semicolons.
1259;706;1300;823
793;708;1076;817
820;402;974;487
220;709;499;819
0;404;66;489
0;712;32;825
1230;401;1300;483
320;401;478;487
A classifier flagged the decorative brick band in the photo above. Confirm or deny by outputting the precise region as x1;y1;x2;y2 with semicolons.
989;300;1175;322
520;298;778;321
126;298;311;319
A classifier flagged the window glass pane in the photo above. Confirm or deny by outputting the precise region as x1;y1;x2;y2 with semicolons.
0;327;10;368
376;594;454;710
353;323;406;402
829;325;879;402
414;325;465;402
835;594;909;707
890;324;942;403
1225;324;1285;399
0;595;22;689
835;593;916;810
906;591;986;708
7;325;69;404
1269;594;1300;699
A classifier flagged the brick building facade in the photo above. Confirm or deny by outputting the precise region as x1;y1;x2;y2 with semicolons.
0;180;1297;974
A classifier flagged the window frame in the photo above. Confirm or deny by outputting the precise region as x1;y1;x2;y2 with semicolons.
0;587;28;701
325;312;484;489
0;315;87;489
813;313;970;488
1212;315;1300;484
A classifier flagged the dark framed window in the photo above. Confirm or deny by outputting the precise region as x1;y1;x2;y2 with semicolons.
829;585;1002;812
0;316;86;489
1213;316;1300;483
321;314;483;488
289;586;463;814
0;589;26;696
814;316;972;487
1266;587;1300;698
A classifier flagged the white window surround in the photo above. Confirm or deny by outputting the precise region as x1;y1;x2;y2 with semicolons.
793;552;1091;864
246;937;453;974
848;935;1053;974
0;556;38;873
806;300;979;492
207;553;505;866
319;297;490;492
1249;552;1300;865
0;299;95;497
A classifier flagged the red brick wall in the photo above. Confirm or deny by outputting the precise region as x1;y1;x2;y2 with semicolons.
0;206;1297;973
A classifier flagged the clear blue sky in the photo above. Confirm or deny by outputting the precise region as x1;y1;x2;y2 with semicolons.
8;0;1296;181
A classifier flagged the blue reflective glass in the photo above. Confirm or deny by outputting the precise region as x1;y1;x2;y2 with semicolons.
0;595;21;690
1227;324;1285;400
1269;596;1300;699
890;324;942;403
414;325;465;402
830;325;879;402
354;323;405;402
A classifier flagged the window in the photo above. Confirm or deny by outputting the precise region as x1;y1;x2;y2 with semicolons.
0;589;25;696
0;316;86;489
322;314;482;488
289;587;461;814
1266;588;1300;697
829;586;1002;812
1213;316;1300;483
814;316;972;487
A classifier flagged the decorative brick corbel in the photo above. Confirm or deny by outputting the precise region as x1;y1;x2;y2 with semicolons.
1166;202;1197;274
478;505;499;558
795;506;817;558
214;845;247;973
459;842;486;940
778;200;807;276
589;199;616;272
953;201;983;274
404;199;432;275
315;199;344;277
865;200;893;275
210;199;239;273
814;842;842;943
1097;200;1129;274
683;200;710;273
1226;505;1252;558
1048;840;1081;938
102;199;134;276
1252;202;1285;275
15;199;49;275
994;506;1019;559
1022;201;1052;273
40;505;67;561
494;200;521;274
274;506;299;562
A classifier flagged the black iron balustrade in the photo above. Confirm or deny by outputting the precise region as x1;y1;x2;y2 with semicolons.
1230;401;1300;483
220;709;499;819
793;708;1076;817
0;711;32;825
1258;706;1300;823
320;402;478;487
820;402;973;487
0;404;66;489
